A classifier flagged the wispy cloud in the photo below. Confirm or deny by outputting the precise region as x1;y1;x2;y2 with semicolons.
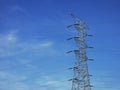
0;30;56;58
0;30;19;57
29;75;71;90
0;71;70;90
0;70;29;90
0;30;70;90
39;41;53;48
0;29;62;72
0;30;18;44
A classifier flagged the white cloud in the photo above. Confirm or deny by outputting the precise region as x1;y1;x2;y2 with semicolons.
0;30;63;79
39;41;53;48
0;71;70;90
0;30;18;44
7;32;16;42
34;75;71;90
0;71;30;90
0;30;56;57
0;71;27;82
0;30;19;57
0;30;69;90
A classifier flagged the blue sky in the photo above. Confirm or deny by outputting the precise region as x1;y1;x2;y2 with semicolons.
0;0;120;90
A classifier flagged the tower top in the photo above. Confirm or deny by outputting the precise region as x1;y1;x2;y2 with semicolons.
70;13;89;30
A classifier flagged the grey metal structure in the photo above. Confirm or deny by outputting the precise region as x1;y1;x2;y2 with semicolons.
67;14;93;90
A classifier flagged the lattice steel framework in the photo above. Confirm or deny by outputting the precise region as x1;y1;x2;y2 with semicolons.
67;14;93;90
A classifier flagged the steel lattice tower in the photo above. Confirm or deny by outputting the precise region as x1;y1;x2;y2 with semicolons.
67;14;93;90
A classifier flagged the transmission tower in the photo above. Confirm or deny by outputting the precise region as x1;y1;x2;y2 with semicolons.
67;14;93;90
